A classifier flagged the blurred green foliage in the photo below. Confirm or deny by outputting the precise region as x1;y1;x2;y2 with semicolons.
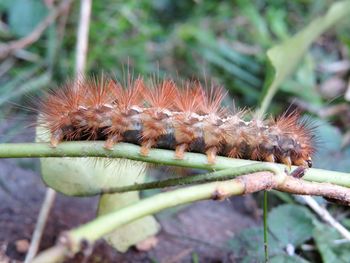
1;0;350;262
1;0;349;108
228;204;350;262
7;0;48;37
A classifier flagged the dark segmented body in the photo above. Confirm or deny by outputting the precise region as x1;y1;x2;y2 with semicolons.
43;105;314;167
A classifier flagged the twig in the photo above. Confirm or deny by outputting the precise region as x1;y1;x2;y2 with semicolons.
31;169;350;263
25;188;57;263
277;177;350;204
92;163;282;195
300;196;350;240
345;78;350;101
0;57;15;78
75;0;92;75
13;49;40;62
263;191;269;262
318;60;350;73
57;1;71;45
32;172;276;263
94;168;350;204
0;141;349;188
25;2;89;261
0;0;72;60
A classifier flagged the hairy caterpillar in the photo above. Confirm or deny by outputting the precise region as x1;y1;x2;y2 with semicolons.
38;76;315;168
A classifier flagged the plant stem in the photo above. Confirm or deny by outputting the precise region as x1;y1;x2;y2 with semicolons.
263;191;269;263
33;174;264;263
32;169;350;263
75;0;92;75
70;180;247;244
32;245;66;263
25;188;56;263
0;141;349;187
93;163;283;195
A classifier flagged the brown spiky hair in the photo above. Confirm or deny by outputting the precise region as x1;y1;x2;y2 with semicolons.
195;82;227;116
174;81;204;114
111;77;144;112
142;79;177;109
39;79;83;145
271;112;316;167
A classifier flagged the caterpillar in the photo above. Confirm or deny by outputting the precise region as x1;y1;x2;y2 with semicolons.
38;76;315;168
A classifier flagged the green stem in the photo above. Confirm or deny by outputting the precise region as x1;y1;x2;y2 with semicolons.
263;191;269;263
69;180;246;244
0;142;349;187
31;155;281;263
33;177;254;263
32;164;284;263
95;163;283;195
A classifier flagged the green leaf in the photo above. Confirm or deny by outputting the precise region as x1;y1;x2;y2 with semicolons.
313;223;350;263
271;190;295;204
177;24;262;89
258;0;350;116
268;204;315;247
227;227;284;262
266;8;289;41
98;193;160;253
236;0;270;46
0;0;11;11
35;126;160;252
270;255;310;263
281;54;322;106
192;252;199;263
311;118;350;172
8;0;48;37
341;218;350;229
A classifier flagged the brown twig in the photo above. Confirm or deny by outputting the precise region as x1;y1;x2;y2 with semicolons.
75;0;92;75
24;188;57;263
277;176;350;204
0;0;72;60
300;196;350;240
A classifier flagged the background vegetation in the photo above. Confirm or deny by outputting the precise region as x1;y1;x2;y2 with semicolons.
1;0;350;262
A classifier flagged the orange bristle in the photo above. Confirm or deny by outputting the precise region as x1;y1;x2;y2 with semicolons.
72;77;117;140
196;84;228;163
111;77;145;112
104;77;144;149
267;112;315;167
82;77;116;107
174;81;204;113
196;83;227;115
39;80;83;145
139;80;177;155
143;80;177;109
